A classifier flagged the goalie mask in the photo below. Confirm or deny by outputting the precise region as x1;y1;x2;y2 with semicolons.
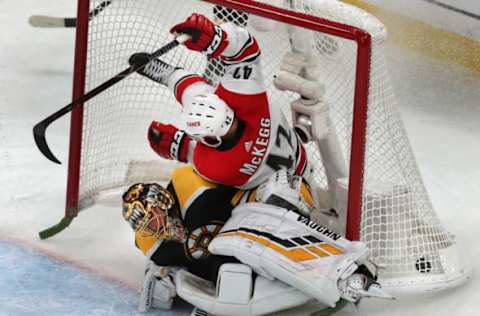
122;183;186;242
182;94;235;147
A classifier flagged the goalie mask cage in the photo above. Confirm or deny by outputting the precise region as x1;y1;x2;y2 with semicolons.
60;0;470;294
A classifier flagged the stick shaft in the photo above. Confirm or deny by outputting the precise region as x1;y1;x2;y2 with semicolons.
28;0;112;28
33;35;189;164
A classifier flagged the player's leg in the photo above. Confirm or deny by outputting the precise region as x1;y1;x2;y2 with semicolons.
175;262;315;316
209;202;393;307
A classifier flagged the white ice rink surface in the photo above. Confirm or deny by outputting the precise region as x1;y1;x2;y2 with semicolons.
1;0;479;315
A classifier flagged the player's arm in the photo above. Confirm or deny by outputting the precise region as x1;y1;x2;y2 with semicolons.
128;52;214;107
170;13;264;95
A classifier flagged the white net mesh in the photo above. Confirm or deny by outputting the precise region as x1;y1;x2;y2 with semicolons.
73;0;467;292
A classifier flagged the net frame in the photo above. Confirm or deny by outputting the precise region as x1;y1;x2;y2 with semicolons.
62;0;470;293
68;0;369;236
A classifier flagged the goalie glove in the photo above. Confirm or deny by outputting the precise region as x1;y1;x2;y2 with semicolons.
170;13;228;58
138;261;180;312
148;121;192;163
338;264;394;303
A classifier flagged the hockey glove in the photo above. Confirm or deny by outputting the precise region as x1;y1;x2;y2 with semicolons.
170;13;228;58
148;121;191;162
338;264;393;303
139;260;179;312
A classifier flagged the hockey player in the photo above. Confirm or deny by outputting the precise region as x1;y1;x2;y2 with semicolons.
122;167;391;315
128;13;310;189
122;165;239;311
122;165;315;312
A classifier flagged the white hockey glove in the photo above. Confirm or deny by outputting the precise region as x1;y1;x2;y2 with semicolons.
338;264;394;303
138;260;179;312
255;169;313;216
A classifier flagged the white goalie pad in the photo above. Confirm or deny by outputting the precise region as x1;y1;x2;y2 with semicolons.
208;203;369;307
274;70;325;102
175;264;315;316
291;97;330;143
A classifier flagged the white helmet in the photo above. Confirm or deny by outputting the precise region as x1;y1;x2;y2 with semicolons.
182;94;235;147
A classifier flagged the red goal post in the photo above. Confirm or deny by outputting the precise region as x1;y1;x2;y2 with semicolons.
51;0;470;294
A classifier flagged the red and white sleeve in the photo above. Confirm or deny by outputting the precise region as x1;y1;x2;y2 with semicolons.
166;69;215;105
219;22;260;65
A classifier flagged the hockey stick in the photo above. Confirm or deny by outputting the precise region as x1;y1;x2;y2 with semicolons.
38;34;191;239
39;217;74;240
33;33;190;165
28;0;112;28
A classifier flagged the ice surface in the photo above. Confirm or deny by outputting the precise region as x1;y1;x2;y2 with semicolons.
0;240;192;315
1;0;479;315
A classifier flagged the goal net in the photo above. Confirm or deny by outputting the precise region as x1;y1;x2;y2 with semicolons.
62;0;470;293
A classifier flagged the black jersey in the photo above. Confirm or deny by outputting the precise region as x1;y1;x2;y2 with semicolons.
134;166;242;282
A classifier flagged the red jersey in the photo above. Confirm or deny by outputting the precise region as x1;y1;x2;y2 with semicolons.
167;23;308;189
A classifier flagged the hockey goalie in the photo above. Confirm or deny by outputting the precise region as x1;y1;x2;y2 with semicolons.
122;7;391;315
122;167;392;316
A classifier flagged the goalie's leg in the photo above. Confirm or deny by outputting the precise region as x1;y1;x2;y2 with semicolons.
175;263;316;316
209;203;394;307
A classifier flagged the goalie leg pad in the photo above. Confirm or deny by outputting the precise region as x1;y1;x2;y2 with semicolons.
274;70;325;102
175;264;313;316
208;203;370;307
216;263;252;304
291;97;330;143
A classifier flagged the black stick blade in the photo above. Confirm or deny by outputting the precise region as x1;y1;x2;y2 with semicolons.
33;122;61;164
